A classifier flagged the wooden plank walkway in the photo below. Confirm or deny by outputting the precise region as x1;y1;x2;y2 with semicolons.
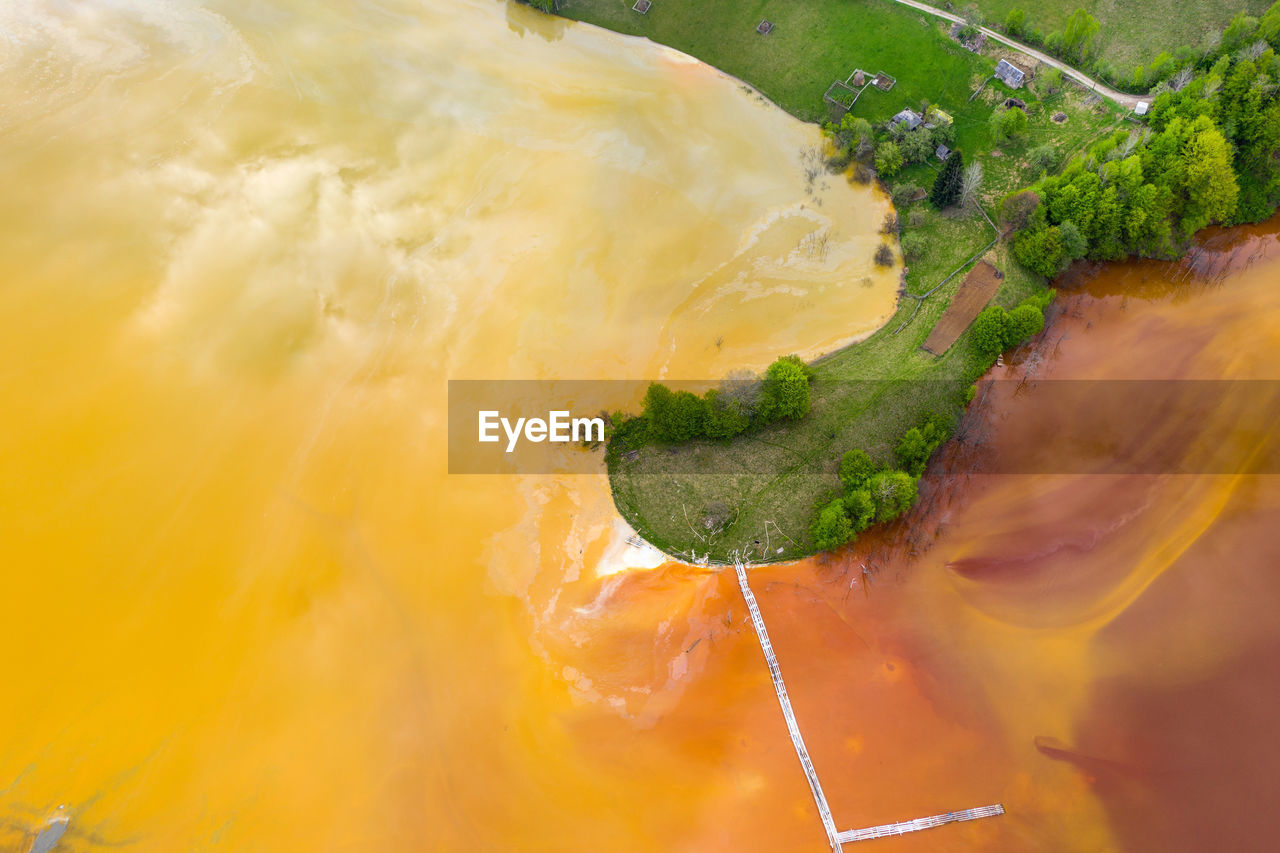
733;559;843;851
733;559;1006;850
836;804;1005;843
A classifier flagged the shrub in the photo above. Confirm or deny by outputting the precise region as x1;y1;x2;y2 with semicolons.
907;208;926;228
839;448;877;491
874;243;895;266
881;211;900;235
891;183;920;207
900;230;926;260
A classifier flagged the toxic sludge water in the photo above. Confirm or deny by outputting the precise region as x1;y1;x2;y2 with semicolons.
4;1;1278;851
0;0;898;849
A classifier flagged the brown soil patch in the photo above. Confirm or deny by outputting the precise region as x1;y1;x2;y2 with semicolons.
922;260;1003;355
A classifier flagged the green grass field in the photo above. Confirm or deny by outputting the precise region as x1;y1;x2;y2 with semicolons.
917;0;1272;73
561;0;995;124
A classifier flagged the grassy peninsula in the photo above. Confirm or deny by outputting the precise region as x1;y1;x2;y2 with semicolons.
559;0;1280;561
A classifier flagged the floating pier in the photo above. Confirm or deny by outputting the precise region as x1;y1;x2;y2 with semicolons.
732;559;1005;850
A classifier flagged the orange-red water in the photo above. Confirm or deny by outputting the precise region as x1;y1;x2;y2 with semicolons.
3;0;1279;849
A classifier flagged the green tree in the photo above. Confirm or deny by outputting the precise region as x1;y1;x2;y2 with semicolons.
867;470;918;523
899;130;934;165
843;490;876;533
1063;9;1101;59
1012;223;1067;276
1029;144;1059;174
1004;8;1027;35
930;149;964;208
1003;303;1045;347
702;388;750;440
840;448;877;491
875;140;903;178
641;382;674;437
811;497;855;550
838;113;875;160
997;107;1029;140
894;427;933;477
758;356;811;422
1180;118;1240;232
970;305;1009;357
1058;219;1088;260
669;390;708;441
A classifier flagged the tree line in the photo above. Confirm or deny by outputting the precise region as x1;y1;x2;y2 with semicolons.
1007;45;1280;276
610;355;814;451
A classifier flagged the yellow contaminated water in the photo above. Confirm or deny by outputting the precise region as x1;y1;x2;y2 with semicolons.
0;0;896;849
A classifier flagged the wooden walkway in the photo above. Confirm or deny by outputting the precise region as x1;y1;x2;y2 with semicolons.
733;559;1005;850
733;559;842;850
836;804;1005;843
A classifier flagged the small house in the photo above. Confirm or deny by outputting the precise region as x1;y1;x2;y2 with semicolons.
994;59;1026;89
1134;101;1150;116
935;144;952;161
891;108;923;132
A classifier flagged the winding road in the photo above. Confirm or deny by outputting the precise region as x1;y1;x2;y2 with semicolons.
885;0;1145;109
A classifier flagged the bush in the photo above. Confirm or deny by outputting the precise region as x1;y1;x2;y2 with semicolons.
839;448;877;491
907;208;926;228
874;243;895;266
900;230;926;260
891;183;920;207
970;305;1008;357
1001;189;1041;230
881;211;900;235
811;497;855;550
